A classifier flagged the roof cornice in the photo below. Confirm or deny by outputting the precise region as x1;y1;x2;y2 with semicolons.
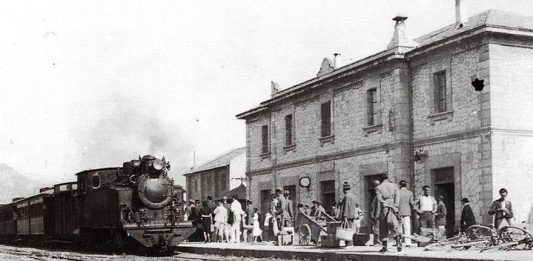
236;48;410;120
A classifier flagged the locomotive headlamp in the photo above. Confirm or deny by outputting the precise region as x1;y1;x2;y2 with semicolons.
153;159;165;171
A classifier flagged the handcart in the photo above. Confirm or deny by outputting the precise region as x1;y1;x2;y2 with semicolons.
294;212;339;245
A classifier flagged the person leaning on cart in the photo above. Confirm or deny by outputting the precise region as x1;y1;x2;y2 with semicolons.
337;182;357;246
488;188;514;229
313;200;326;221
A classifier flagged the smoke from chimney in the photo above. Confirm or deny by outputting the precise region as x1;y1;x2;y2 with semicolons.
69;93;192;181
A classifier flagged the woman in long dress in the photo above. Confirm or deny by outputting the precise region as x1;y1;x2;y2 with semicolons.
252;208;263;243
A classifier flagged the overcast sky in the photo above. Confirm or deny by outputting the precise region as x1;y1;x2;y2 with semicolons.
1;0;532;185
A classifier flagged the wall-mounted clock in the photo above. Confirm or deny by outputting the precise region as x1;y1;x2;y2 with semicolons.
299;176;311;188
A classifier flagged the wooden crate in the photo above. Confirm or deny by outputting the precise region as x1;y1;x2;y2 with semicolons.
321;235;341;247
326;222;341;235
353;233;370;246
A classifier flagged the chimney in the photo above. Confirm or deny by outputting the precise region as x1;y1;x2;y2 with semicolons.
455;0;466;27
387;15;418;50
333;53;341;68
271;81;281;96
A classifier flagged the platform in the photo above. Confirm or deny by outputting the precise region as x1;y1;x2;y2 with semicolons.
178;242;533;260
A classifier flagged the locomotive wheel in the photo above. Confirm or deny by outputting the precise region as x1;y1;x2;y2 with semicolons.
109;230;128;253
165;246;178;256
298;224;311;245
78;228;94;251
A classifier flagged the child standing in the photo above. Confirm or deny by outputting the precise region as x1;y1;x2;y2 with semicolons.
252;208;263;243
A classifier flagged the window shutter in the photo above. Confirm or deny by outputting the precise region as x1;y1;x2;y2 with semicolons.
321;101;331;137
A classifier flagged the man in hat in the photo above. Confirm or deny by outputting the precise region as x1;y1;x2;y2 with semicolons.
435;195;447;230
489;188;514;229
367;179;381;246
338;182;357;246
244;200;254;242
283;190;294;226
375;173;402;252
275;189;289;228
313;200;326;221
398;180;414;247
310;201;317;217
460;198;476;232
270;193;280;236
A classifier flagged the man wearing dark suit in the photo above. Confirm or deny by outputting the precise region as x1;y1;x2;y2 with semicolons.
367;180;381;246
460;198;476;232
338;182;357;246
488;188;514;229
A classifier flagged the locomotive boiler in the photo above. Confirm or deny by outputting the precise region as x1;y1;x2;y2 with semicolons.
75;155;195;253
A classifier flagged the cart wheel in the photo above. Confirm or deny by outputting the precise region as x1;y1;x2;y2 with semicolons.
298;224;311;245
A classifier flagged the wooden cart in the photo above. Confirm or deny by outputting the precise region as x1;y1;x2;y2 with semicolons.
294;212;338;245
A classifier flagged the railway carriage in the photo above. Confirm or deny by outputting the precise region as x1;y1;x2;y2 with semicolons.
0;203;17;242
15;191;54;241
53;182;79;240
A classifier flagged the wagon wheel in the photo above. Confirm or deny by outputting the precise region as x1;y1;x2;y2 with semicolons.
497;226;533;250
298;224;312;245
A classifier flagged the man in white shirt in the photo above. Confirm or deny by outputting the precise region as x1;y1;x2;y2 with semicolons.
213;200;228;243
415;185;437;229
230;195;245;243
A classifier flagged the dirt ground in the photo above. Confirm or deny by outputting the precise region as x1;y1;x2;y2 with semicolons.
0;244;285;261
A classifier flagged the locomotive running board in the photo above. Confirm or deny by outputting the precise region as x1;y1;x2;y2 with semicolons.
123;222;196;248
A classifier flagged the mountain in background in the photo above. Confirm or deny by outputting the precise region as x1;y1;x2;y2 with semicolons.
0;163;46;204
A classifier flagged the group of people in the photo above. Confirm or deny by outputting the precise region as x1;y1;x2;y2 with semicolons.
185;195;262;243
185;177;516;252
366;174;514;253
364;174;461;252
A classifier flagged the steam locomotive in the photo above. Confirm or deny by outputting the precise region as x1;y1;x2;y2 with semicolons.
0;155;195;254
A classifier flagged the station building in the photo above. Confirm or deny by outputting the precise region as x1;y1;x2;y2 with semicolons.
236;8;533;234
184;147;246;202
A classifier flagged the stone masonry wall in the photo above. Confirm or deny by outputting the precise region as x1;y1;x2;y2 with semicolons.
247;61;411;175
246;60;412;228
412;136;486;228
410;41;493;225
411;44;485;140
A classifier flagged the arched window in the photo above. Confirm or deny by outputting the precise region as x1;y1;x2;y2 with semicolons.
92;174;101;189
